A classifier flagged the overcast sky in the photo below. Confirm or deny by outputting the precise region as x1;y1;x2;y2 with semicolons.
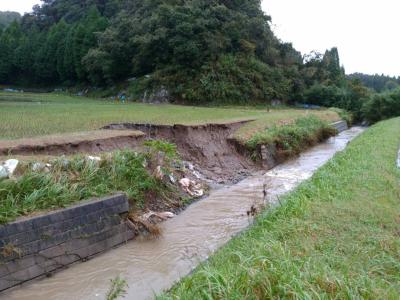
1;0;399;76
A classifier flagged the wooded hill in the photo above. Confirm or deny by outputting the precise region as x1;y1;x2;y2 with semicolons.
0;0;379;115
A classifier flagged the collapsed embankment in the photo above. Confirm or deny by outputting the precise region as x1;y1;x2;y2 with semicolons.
2;125;363;300
0;118;348;293
102;121;256;183
0;120;348;183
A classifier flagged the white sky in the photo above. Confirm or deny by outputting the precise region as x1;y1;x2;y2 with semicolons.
0;0;399;76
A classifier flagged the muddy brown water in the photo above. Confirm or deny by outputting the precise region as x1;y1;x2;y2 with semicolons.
2;127;364;300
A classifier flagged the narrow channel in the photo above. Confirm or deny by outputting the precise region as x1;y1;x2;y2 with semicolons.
2;127;364;300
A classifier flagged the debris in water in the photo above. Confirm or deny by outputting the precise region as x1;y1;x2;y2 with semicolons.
142;211;175;221
179;178;204;197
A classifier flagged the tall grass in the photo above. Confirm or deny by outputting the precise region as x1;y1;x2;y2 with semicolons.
0;149;174;224
160;117;400;299
246;115;337;158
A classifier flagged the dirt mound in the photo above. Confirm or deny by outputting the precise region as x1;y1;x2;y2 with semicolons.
0;130;145;156
103;121;257;183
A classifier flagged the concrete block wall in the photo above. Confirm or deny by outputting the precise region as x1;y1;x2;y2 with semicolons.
0;194;134;292
331;120;349;132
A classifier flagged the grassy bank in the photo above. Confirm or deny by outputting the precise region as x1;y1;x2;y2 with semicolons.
246;115;337;159
0;92;339;141
161;118;400;299
0;142;182;224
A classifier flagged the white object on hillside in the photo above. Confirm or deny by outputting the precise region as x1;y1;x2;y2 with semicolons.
4;159;19;175
0;166;8;179
87;156;101;162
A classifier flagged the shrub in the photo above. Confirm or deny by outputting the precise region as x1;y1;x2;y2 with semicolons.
362;89;400;124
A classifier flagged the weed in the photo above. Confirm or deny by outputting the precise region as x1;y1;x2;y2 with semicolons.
106;275;128;300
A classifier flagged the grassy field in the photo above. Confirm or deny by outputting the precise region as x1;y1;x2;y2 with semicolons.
0;92;339;141
160;118;400;299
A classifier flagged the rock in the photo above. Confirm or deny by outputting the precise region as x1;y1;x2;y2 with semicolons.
142;87;170;104
192;170;202;179
4;159;19;175
0;166;8;179
32;162;52;172
32;162;45;172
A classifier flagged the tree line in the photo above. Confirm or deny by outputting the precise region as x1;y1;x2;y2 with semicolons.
0;11;21;30
347;73;400;93
0;0;398;123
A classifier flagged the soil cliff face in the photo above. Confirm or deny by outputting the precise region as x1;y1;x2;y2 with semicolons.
102;122;257;183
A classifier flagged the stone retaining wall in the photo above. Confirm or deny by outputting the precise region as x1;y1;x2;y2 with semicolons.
0;194;134;292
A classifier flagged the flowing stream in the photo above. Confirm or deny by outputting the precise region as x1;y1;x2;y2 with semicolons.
2;127;364;300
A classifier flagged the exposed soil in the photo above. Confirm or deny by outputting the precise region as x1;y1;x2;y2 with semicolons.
102;121;258;183
0;130;145;156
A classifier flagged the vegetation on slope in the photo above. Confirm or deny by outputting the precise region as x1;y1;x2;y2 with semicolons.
0;144;180;224
1;0;398;121
246;115;337;159
161;117;400;299
0;0;366;110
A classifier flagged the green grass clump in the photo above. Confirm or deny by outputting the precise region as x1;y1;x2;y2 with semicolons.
246;115;337;157
160;117;400;299
0;150;170;224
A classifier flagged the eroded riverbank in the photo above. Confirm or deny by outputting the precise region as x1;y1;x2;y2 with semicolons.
2;127;364;300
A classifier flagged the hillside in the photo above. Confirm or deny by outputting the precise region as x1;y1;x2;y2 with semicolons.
0;0;350;104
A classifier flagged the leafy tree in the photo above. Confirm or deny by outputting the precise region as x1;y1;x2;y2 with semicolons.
0;11;21;28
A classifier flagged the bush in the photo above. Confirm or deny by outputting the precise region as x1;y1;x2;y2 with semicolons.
303;81;370;121
362;89;400;123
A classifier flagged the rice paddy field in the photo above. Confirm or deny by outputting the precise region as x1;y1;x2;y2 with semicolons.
0;92;340;142
160;117;400;299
